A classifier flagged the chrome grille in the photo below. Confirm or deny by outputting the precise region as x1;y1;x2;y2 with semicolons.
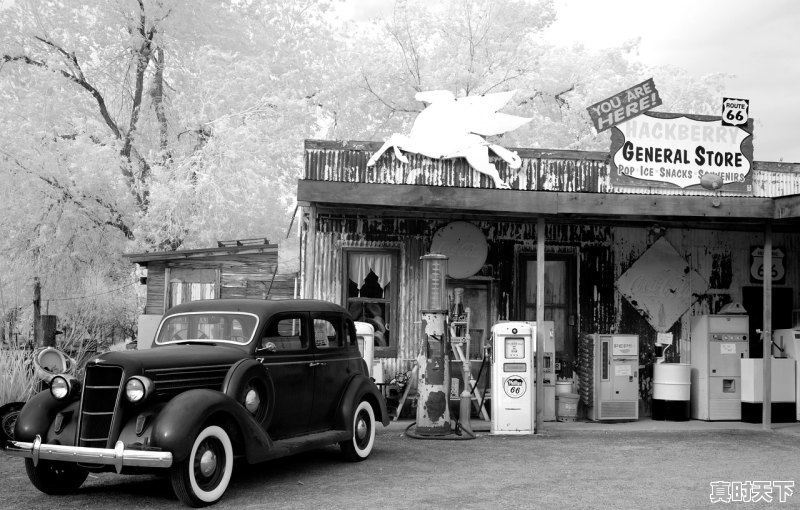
79;365;123;448
146;364;232;397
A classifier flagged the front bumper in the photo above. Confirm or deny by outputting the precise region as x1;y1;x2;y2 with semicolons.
5;435;173;473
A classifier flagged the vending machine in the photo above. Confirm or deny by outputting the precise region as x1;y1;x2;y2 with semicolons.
491;322;535;434
690;314;749;421
587;334;639;421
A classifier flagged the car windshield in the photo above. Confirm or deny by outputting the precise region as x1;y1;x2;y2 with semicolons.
155;313;258;345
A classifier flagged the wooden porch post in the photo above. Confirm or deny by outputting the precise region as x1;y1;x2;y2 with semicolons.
303;205;317;299
762;222;772;430
535;217;545;434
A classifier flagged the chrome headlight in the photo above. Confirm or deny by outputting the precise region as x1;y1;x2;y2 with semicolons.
125;376;154;403
50;375;79;400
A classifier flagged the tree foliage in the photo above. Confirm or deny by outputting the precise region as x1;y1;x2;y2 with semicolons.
0;0;730;346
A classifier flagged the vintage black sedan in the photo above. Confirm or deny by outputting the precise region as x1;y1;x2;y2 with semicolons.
4;299;389;507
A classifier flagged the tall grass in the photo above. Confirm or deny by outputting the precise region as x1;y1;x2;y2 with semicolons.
0;347;36;405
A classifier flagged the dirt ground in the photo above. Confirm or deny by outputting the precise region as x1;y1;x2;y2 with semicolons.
2;423;799;509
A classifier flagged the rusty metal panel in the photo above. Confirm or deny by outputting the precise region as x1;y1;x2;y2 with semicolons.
305;140;800;197
308;225;428;372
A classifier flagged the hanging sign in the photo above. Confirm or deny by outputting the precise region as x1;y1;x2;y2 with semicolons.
610;111;754;193
587;78;662;133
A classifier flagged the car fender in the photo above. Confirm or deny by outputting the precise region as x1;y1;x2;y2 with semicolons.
149;389;274;464
220;359;275;429
335;374;390;430
13;390;77;443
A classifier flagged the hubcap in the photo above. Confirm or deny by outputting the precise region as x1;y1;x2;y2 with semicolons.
355;416;368;441
199;449;217;477
244;388;260;414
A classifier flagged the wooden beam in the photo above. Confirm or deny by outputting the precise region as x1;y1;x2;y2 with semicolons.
535;217;545;434
297;180;775;221
763;223;772;430
773;195;800;219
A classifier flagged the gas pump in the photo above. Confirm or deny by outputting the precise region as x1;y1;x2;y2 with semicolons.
414;254;452;436
491;322;535;434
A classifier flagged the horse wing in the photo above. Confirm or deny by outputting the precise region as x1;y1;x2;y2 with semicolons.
468;112;531;136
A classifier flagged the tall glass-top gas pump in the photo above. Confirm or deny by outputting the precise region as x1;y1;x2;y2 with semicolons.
415;254;452;435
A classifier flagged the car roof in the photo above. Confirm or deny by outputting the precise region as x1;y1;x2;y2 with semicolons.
163;298;349;319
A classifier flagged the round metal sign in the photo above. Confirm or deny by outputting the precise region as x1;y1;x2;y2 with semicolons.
503;375;527;399
430;221;488;279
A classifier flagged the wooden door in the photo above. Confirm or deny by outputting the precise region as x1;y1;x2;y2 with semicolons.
520;254;577;365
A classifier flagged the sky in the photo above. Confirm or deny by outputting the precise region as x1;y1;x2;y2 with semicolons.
341;0;800;163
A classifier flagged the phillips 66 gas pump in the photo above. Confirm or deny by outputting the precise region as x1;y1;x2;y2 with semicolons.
491;322;535;434
415;254;452;435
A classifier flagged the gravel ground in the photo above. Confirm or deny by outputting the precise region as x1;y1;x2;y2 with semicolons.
2;424;799;509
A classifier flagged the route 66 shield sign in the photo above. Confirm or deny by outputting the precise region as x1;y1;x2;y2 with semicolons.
722;98;750;127
750;247;785;283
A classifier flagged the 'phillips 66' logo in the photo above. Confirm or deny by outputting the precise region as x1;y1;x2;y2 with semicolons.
721;98;749;127
503;375;527;398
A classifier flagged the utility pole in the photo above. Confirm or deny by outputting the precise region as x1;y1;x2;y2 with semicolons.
33;277;41;347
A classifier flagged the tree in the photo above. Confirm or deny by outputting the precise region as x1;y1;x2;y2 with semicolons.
0;0;342;344
0;0;731;348
322;0;727;154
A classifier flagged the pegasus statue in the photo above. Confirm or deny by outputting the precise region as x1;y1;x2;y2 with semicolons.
367;90;531;189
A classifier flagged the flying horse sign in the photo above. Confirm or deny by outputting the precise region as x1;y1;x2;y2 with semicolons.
367;90;531;189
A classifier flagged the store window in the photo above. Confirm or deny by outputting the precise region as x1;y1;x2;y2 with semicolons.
344;249;397;355
167;267;218;309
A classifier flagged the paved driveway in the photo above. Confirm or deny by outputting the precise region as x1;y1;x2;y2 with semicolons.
2;421;799;509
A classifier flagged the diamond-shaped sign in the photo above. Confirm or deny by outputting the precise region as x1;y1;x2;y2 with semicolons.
615;237;708;332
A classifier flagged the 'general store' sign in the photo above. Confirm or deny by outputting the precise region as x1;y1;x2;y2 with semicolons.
610;111;754;193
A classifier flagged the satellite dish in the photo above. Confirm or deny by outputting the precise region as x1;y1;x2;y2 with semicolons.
700;173;723;191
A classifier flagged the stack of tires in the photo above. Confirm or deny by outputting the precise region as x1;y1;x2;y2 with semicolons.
577;333;594;407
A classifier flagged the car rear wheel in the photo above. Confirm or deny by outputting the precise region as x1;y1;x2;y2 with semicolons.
170;425;233;507
24;458;88;494
340;400;375;461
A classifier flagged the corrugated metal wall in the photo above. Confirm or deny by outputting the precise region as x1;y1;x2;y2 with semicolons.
301;141;800;409
304;212;800;411
305;140;800;197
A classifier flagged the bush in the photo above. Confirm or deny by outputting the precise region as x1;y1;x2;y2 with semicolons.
0;347;36;405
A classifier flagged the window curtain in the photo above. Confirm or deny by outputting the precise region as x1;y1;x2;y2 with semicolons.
348;253;392;287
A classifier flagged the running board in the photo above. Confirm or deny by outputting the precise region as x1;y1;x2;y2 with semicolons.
264;430;351;461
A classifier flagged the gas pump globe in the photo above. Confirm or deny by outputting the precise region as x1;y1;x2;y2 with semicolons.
420;253;448;312
416;254;452;435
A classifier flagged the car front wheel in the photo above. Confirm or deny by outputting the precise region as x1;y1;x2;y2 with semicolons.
340;400;375;461
170;425;233;507
24;458;88;494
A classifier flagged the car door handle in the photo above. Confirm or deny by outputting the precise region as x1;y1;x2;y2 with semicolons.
309;362;327;367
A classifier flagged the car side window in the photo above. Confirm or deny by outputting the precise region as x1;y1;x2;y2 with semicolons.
260;316;306;352
313;316;343;350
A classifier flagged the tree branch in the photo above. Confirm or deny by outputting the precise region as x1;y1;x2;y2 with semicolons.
0;149;135;240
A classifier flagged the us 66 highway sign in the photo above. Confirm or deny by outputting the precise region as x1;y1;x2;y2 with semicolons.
722;98;749;127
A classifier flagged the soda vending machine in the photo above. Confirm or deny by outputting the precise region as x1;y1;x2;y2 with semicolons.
491;322;535;434
690;314;749;421
587;334;639;421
